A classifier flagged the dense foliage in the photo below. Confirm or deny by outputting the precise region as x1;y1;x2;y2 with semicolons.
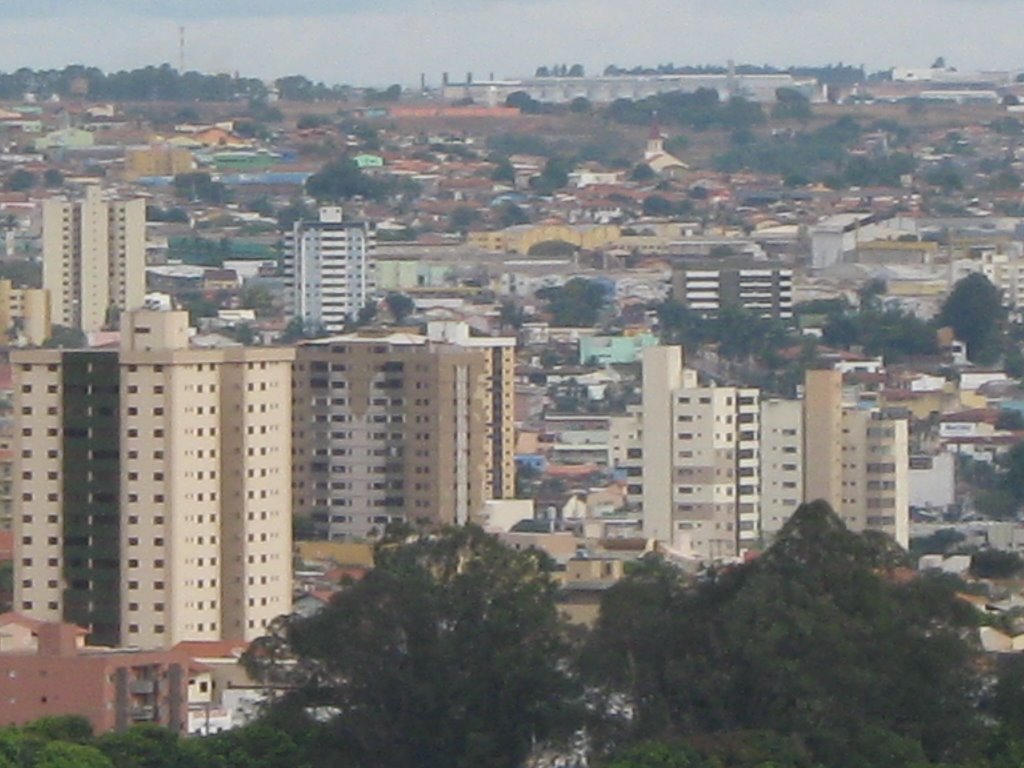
537;278;613;327
585;501;984;767
247;525;580;768
14;508;1024;767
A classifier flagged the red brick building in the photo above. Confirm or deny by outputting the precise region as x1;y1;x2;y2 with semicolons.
0;618;191;734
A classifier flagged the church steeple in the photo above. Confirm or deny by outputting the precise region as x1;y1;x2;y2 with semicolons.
645;113;665;159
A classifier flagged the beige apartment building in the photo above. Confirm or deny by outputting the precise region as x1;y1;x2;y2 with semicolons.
0;279;51;346
803;368;909;547
13;310;293;649
42;185;146;333
759;398;803;539
293;328;504;540
124;143;196;180
640;346;760;560
426;321;516;500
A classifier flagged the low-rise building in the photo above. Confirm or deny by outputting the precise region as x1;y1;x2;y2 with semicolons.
0;619;191;734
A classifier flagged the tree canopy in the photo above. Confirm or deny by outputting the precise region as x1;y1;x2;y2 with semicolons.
584;501;983;767
537;278;611;327
252;525;580;768
939;273;1006;364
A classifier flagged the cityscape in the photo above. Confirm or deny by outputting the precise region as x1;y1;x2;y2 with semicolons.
3;37;1024;768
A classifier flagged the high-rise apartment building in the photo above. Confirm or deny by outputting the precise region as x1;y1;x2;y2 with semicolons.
640;346;760;560
42;185;146;333
285;207;376;334
425;321;516;500
803;368;909;547
759;398;803;539
292;327;511;540
0;279;51;346
13;310;294;649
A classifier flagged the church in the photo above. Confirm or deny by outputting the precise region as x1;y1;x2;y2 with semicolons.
643;122;689;179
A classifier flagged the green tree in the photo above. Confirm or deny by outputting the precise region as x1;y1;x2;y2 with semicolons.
585;501;983;766
260;526;579;768
938;273;1005;363
925;162;964;192
4;169;36;192
35;742;112;768
42;325;86;349
240;285;275;316
498;202;529;227
772;88;812;120
447;206;480;233
537;278;610;327
490;159;515;184
969;549;1024;579
531;157;571;194
172;173;228;205
96;725;188;768
606;741;709;768
305;159;388;202
642;195;676;216
384;292;415;323
43;169;64;188
631;164;656;182
186;724;309;768
569;96;591;114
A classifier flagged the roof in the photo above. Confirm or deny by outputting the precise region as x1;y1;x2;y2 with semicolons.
172;639;249;659
0;612;43;631
301;332;428;347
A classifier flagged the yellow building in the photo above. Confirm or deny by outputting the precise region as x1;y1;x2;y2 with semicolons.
468;223;621;254
124;143;196;180
803;369;909;548
42;186;147;333
426;321;517;500
0;281;51;346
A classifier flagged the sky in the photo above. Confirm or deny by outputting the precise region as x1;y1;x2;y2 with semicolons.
0;0;1022;86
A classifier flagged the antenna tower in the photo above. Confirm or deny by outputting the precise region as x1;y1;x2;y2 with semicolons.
178;26;186;73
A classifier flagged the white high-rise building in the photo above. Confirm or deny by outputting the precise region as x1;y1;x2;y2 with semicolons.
42;185;146;333
285;207;376;334
640;346;760;560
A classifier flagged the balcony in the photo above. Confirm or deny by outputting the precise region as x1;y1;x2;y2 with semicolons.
129;679;156;695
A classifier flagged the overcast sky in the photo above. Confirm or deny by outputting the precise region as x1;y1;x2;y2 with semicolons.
0;0;1022;86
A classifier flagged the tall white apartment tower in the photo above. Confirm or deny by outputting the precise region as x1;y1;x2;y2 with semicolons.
640;346;761;560
285;207;376;334
42;185;146;333
13;310;294;649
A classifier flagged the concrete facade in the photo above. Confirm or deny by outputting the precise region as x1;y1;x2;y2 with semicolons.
0;280;51;346
0;619;190;734
760;398;804;539
802;368;910;547
13;310;293;649
42;185;146;333
285;207;376;333
671;261;794;320
640;346;760;560
292;331;491;540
